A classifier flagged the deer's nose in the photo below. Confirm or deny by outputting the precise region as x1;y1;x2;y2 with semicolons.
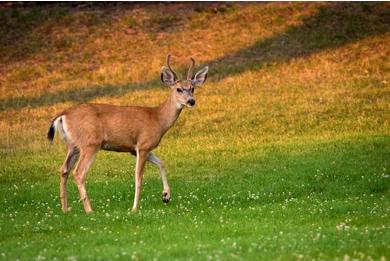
188;99;195;106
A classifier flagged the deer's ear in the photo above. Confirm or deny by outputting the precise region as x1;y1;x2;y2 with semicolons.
161;66;177;86
192;66;208;87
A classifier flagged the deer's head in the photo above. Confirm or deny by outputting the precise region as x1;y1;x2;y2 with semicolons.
161;54;208;108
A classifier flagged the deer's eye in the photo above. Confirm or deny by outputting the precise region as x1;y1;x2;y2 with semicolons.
176;88;183;93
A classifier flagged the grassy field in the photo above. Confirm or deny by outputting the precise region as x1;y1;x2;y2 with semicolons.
0;2;389;260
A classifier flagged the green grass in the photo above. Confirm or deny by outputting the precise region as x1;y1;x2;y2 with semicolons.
1;136;389;260
0;2;389;260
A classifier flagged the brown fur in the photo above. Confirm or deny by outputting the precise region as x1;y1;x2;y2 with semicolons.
49;55;208;213
63;95;181;153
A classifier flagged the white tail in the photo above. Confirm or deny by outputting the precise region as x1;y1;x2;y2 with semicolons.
48;55;209;213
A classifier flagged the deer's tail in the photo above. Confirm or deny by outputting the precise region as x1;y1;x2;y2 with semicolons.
47;115;63;142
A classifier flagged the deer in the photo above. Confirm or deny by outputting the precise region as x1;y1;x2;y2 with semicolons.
47;54;208;213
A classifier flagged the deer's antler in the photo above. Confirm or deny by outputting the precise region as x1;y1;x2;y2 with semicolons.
166;54;178;79
187;57;195;80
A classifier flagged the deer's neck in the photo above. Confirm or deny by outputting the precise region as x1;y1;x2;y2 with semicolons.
156;94;183;134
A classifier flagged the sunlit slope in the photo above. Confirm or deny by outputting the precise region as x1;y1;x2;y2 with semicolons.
0;2;388;152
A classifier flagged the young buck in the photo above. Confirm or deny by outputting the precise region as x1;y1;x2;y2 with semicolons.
48;55;208;213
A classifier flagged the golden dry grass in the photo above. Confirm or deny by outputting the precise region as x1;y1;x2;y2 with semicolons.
0;2;389;151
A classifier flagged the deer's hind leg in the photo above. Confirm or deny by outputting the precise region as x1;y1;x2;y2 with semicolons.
72;146;98;213
60;145;79;213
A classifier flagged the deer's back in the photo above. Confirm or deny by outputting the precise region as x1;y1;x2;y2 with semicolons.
62;103;161;152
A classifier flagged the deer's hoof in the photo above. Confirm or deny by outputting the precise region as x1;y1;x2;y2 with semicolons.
162;192;170;203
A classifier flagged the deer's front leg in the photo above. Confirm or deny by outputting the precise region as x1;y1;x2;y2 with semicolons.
148;153;170;203
132;148;147;212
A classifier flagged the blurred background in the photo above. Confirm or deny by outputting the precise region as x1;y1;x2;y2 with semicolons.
1;2;388;151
